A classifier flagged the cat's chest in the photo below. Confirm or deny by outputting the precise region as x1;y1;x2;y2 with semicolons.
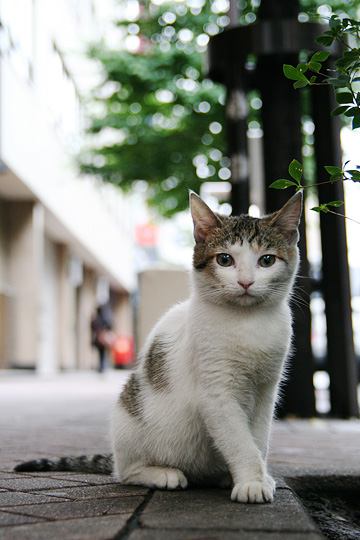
196;305;291;380
223;314;288;353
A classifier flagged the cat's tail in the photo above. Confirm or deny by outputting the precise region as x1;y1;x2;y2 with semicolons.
14;453;113;475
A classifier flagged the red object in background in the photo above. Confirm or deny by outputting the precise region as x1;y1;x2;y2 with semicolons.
112;336;134;367
135;223;158;247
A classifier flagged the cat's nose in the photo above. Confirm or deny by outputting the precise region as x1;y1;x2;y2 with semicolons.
238;280;254;290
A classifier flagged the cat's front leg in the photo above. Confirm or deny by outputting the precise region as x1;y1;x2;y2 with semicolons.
251;382;279;459
200;397;274;503
249;382;278;493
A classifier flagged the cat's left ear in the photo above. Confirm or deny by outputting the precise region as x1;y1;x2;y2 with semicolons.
189;192;222;243
268;191;303;243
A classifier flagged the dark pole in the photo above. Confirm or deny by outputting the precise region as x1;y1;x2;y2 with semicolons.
311;81;359;418
227;0;250;215
207;0;333;416
256;0;316;417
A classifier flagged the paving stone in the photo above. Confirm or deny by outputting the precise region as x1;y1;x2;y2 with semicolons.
0;477;88;491
0;491;65;507
0;472;34;479
4;495;143;520
1;374;359;538
6;471;117;485
140;489;317;532
39;483;148;500
271;476;288;489
0;510;48;526
129;531;324;540
0;514;130;540
45;473;119;485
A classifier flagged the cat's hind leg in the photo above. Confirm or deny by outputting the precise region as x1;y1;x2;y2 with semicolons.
123;466;188;490
112;407;188;490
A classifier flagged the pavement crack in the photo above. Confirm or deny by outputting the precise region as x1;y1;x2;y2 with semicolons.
112;489;153;540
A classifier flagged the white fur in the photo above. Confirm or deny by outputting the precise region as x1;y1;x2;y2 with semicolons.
111;239;298;504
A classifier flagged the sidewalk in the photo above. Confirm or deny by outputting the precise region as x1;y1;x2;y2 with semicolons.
1;372;359;539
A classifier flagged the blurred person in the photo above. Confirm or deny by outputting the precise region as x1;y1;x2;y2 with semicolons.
91;305;113;373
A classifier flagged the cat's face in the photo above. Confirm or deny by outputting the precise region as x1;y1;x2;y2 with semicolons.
190;192;302;307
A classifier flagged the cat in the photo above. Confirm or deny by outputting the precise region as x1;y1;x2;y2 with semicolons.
15;191;302;504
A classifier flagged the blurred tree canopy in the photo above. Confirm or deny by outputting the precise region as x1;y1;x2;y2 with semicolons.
80;0;359;217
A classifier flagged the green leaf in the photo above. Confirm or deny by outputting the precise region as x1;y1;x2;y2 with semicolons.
353;115;360;129
296;63;308;73
324;165;342;176
316;34;335;46
311;205;329;213
283;64;307;82
336;92;354;104
332;105;350;116
326;200;344;207
293;80;308;89
346;169;360;181
311;51;330;63
310;75;317;84
308;61;322;73
288;159;303;183
269;179;297;189
328;76;350;88
344;107;357;117
329;15;341;30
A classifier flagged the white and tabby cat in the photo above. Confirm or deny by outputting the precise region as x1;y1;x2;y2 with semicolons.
16;191;302;504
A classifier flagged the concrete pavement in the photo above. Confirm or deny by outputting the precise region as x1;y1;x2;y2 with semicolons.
1;371;359;539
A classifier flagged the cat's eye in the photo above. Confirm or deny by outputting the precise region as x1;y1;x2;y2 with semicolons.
216;253;234;267
258;254;276;268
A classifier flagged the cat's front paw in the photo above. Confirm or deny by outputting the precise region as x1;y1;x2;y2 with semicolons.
231;476;275;504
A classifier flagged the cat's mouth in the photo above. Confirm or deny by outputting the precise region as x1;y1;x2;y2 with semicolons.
236;291;259;305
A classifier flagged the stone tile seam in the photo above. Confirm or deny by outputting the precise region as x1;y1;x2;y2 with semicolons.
112;491;155;540
280;482;322;535
0;492;142;506
46;476;115;485
0;494;73;504
139;526;318;534
138;526;323;537
0;484;89;493
27;491;149;501
0;510;55;524
0;470;116;486
0;506;135;525
0;495;142;520
0;511;138;529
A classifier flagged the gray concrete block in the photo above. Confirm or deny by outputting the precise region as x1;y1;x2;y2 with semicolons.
39;484;148;500
0;514;130;540
0;477;88;491
0;491;63;507
4;495;143;520
129;531;324;540
45;473;118;485
0;511;48;526
140;489;317;532
5;471;117;485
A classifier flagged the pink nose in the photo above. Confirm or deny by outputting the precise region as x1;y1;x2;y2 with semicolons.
238;281;254;290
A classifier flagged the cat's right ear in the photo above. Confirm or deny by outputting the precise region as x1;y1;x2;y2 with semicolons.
189;192;222;243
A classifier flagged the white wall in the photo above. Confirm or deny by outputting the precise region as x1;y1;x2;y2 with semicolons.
0;0;135;293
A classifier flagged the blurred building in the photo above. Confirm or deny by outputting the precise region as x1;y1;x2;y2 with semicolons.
0;1;135;374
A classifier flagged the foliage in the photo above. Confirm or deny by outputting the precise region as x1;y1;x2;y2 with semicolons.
80;0;232;217
274;13;360;219
81;1;359;218
283;15;360;129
